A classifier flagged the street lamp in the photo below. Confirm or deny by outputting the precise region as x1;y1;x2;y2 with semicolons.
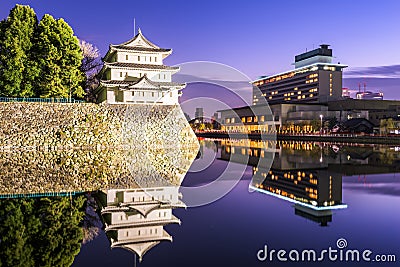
319;114;323;135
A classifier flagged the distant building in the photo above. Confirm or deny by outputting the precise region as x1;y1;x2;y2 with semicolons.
212;112;219;121
96;29;185;104
342;88;351;98
341;118;374;133
219;99;400;133
252;45;347;105
356;91;383;100
183;112;191;122
195;107;204;123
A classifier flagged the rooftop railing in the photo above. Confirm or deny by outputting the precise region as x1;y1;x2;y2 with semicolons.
0;97;84;103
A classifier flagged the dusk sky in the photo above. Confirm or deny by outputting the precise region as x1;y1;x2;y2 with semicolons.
1;0;400;113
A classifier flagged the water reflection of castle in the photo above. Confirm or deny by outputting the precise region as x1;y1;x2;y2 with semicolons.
219;140;400;226
95;184;185;261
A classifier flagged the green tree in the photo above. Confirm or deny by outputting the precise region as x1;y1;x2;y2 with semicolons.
0;5;38;97
35;14;84;99
0;196;86;267
310;119;321;132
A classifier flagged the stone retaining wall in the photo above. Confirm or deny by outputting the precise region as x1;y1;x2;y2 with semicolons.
0;102;199;195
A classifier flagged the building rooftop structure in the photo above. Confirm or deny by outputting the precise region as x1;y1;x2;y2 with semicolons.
294;44;333;68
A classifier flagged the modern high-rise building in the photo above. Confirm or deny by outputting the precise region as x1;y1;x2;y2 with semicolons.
195;107;204;123
252;45;347;105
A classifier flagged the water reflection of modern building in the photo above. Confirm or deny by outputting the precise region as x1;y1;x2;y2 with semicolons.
219;140;348;226
95;185;185;261
219;139;400;225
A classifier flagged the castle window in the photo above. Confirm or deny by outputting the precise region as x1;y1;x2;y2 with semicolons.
120;72;122;77
126;55;128;60
138;56;140;61
170;92;173;97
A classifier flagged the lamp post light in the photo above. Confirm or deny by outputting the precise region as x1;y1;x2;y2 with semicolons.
319;114;323;135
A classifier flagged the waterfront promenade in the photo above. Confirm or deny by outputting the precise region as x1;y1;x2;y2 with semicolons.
196;131;400;145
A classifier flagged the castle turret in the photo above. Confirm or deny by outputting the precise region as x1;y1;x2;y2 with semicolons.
96;29;185;104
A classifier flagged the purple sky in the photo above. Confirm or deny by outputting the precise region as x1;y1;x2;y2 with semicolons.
1;0;400;105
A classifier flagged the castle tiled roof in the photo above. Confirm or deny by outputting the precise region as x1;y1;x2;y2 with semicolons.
100;75;185;91
111;45;171;53
104;62;179;70
100;79;185;87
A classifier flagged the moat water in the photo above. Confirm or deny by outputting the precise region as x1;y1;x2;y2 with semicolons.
0;139;399;266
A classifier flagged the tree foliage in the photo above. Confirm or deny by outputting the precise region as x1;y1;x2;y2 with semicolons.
35;15;84;99
0;5;86;99
0;196;86;267
0;5;38;97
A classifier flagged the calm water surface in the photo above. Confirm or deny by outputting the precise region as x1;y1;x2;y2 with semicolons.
1;139;399;267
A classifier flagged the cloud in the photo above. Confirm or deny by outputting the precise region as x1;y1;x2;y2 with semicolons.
345;64;400;78
173;73;253;93
342;64;400;99
344;183;400;198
